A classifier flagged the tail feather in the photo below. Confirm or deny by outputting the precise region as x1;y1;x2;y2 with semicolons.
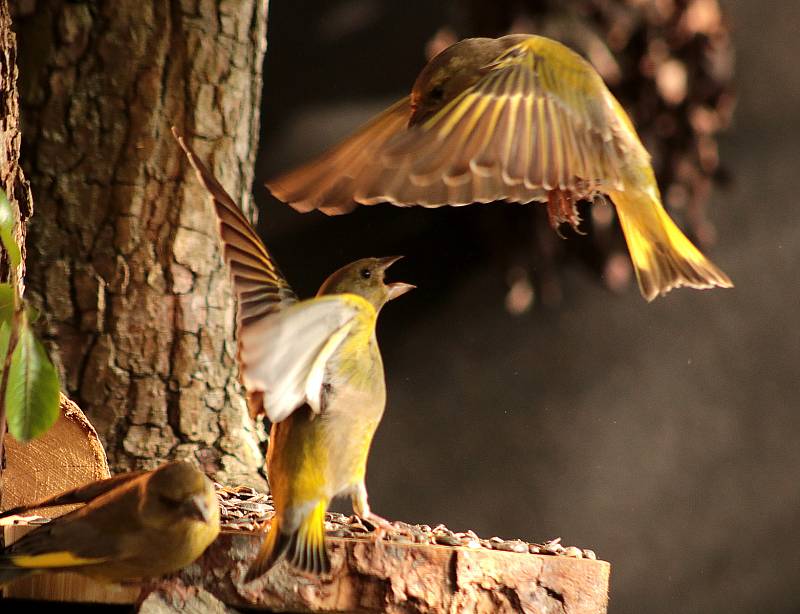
245;500;330;582
610;188;733;301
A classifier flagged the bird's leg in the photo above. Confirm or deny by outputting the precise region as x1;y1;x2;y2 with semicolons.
546;190;566;238
351;483;393;542
546;189;584;236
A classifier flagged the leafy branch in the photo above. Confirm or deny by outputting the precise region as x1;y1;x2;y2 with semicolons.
0;189;60;455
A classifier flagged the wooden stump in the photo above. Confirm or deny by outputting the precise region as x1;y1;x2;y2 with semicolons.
1;439;610;612
1;393;111;515
0;393;140;603
178;531;610;613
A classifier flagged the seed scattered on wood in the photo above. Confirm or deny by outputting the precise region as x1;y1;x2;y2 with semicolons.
435;535;462;547
209;485;602;561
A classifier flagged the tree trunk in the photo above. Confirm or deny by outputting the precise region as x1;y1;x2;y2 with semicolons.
0;0;29;302
0;0;30;465
13;0;269;486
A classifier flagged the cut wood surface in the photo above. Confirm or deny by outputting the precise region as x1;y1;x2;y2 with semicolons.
1;393;110;515
0;393;140;603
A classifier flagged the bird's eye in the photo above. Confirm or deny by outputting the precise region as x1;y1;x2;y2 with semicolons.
360;268;371;279
428;85;445;101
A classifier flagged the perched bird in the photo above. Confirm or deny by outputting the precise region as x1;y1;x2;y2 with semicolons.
173;129;414;580
0;461;220;584
267;34;732;302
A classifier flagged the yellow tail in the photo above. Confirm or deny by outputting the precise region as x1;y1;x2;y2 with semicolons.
245;499;330;581
609;188;733;301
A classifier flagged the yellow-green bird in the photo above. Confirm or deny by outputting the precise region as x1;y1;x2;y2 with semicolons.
173;130;413;579
0;461;219;584
267;34;732;302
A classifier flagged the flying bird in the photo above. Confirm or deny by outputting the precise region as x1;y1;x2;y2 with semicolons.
267;34;732;302
174;129;414;579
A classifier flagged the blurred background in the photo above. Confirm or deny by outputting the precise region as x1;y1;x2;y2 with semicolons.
254;1;799;612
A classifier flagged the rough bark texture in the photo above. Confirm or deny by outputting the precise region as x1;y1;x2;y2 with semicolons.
0;525;610;613
182;532;610;613
0;0;29;293
12;0;269;485
139;587;240;614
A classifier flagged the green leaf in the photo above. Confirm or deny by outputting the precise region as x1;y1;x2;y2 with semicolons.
0;189;21;269
0;283;14;326
5;324;60;442
0;321;10;365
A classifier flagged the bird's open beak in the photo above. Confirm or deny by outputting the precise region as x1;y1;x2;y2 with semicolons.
377;256;415;301
183;494;213;524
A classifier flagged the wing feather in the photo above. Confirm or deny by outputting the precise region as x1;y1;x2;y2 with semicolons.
266;37;640;213
238;295;372;422
267;97;412;214
0;472;146;521
174;129;303;418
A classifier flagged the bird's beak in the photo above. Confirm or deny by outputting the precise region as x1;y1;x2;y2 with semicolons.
183;494;213;524
387;282;415;301
377;256;415;301
376;255;405;269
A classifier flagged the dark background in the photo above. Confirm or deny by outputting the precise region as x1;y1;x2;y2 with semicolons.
254;2;799;612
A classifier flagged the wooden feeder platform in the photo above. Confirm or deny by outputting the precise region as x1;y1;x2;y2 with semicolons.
0;399;610;612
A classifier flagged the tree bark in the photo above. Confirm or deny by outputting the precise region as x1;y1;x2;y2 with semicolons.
13;0;269;485
0;0;31;466
0;0;29;287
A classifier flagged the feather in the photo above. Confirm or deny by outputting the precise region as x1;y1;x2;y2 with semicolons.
238;295;371;423
267;98;412;215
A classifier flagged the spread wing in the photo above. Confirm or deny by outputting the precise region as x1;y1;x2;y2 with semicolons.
174;128;304;418
373;36;632;206
0;472;146;521
266;97;411;215
268;37;640;214
238;294;372;423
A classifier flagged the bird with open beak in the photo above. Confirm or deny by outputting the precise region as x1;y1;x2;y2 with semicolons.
173;130;414;580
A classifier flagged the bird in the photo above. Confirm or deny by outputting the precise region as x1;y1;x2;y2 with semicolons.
0;461;220;585
266;34;733;302
173;129;414;580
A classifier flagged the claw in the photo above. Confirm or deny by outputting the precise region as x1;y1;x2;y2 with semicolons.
546;189;584;236
357;512;394;542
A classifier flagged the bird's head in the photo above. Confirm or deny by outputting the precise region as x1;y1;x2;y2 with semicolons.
142;461;219;528
409;36;520;126
317;256;414;311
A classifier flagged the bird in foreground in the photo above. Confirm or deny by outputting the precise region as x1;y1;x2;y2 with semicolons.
0;461;220;585
267;34;732;302
173;129;414;580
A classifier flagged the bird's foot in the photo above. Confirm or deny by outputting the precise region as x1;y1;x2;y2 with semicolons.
355;512;401;543
547;189;584;236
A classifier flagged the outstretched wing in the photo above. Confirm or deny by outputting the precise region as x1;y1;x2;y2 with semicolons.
268;37;641;214
174;129;298;322
0;472;146;521
238;294;374;423
266;97;411;215
174;128;301;418
372;36;633;206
